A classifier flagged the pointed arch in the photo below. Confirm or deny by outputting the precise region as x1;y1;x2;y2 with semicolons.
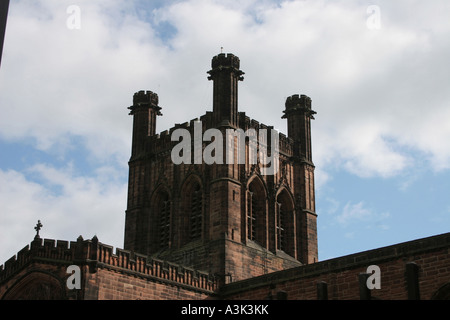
150;184;172;251
432;282;450;300
247;175;268;248
180;174;204;245
275;186;296;258
2;271;65;300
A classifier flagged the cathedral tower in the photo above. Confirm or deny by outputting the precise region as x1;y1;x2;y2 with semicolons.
124;53;318;285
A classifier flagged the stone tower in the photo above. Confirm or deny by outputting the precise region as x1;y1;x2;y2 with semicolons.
124;53;318;285
282;94;318;264
207;53;244;127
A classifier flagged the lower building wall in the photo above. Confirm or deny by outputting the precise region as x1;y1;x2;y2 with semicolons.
224;240;301;283
1;233;449;300
0;263;215;300
84;268;214;300
220;233;450;300
153;238;302;284
0;237;218;300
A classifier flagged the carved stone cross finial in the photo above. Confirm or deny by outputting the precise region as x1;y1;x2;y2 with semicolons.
34;220;43;238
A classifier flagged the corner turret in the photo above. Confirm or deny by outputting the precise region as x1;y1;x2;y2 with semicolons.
282;94;316;162
282;94;318;263
128;90;162;158
207;53;244;127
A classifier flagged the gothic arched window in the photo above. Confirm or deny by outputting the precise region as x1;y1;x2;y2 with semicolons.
180;177;203;246
276;190;295;257
157;191;171;250
247;178;267;247
276;201;286;251
190;183;203;241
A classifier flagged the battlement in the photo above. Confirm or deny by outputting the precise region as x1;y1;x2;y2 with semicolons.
211;53;241;70
0;236;217;293
141;110;294;158
133;90;159;106
239;112;294;156
282;94;316;120
96;245;216;292
207;53;244;81
128;90;162;116
285;94;311;110
0;238;77;283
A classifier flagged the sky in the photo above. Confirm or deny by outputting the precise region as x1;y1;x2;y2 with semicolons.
0;0;449;264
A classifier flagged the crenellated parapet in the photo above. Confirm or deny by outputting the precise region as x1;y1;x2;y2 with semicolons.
0;236;217;293
94;241;216;292
128;90;161;115
207;53;244;81
142;110;295;161
239;112;294;157
0;238;77;283
282;94;316;119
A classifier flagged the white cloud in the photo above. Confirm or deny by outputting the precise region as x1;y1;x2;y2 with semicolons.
0;165;127;263
2;0;450;172
0;0;170;164
323;197;340;216
336;201;390;227
1;0;450;262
